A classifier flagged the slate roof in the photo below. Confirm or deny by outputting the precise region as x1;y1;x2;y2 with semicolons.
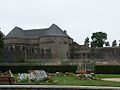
5;24;71;38
6;27;25;38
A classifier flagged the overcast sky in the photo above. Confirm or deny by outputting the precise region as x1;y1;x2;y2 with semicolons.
0;0;120;45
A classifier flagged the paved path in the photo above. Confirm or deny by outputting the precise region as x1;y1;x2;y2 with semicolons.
102;78;120;82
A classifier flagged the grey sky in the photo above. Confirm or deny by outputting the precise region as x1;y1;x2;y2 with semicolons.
0;0;120;45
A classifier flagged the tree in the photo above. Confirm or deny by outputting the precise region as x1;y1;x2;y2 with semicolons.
0;30;4;49
112;40;117;47
84;37;90;47
105;41;110;47
119;40;120;47
91;31;107;47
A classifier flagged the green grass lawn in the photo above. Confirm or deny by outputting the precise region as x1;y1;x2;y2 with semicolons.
52;76;120;86
15;74;120;86
96;74;120;78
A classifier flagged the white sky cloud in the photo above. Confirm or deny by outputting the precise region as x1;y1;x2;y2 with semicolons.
0;0;120;44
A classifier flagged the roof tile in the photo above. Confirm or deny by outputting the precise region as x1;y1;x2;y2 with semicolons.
5;24;70;38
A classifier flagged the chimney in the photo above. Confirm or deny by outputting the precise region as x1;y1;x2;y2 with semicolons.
64;30;67;34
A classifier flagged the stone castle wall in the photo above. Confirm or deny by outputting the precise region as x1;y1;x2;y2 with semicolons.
39;37;72;60
1;36;73;63
1;45;120;63
2;36;120;63
92;47;120;62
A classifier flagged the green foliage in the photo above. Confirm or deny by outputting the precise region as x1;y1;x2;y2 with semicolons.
0;64;77;73
84;37;90;47
95;65;120;74
48;76;120;86
96;74;120;78
112;40;117;47
91;32;107;47
119;40;120;47
0;31;4;49
105;41;110;46
18;59;25;63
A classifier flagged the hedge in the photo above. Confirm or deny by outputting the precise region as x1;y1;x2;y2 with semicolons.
0;64;77;73
95;65;120;74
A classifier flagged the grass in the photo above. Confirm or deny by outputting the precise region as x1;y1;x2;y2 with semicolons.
14;74;120;86
52;76;120;86
96;74;120;78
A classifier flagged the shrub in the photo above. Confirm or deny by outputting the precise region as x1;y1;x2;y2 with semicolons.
95;65;120;74
0;64;77;73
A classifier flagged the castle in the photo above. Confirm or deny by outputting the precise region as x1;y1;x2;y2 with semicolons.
1;24;120;63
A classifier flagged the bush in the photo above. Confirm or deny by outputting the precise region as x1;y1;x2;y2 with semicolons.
95;65;120;74
0;64;77;73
